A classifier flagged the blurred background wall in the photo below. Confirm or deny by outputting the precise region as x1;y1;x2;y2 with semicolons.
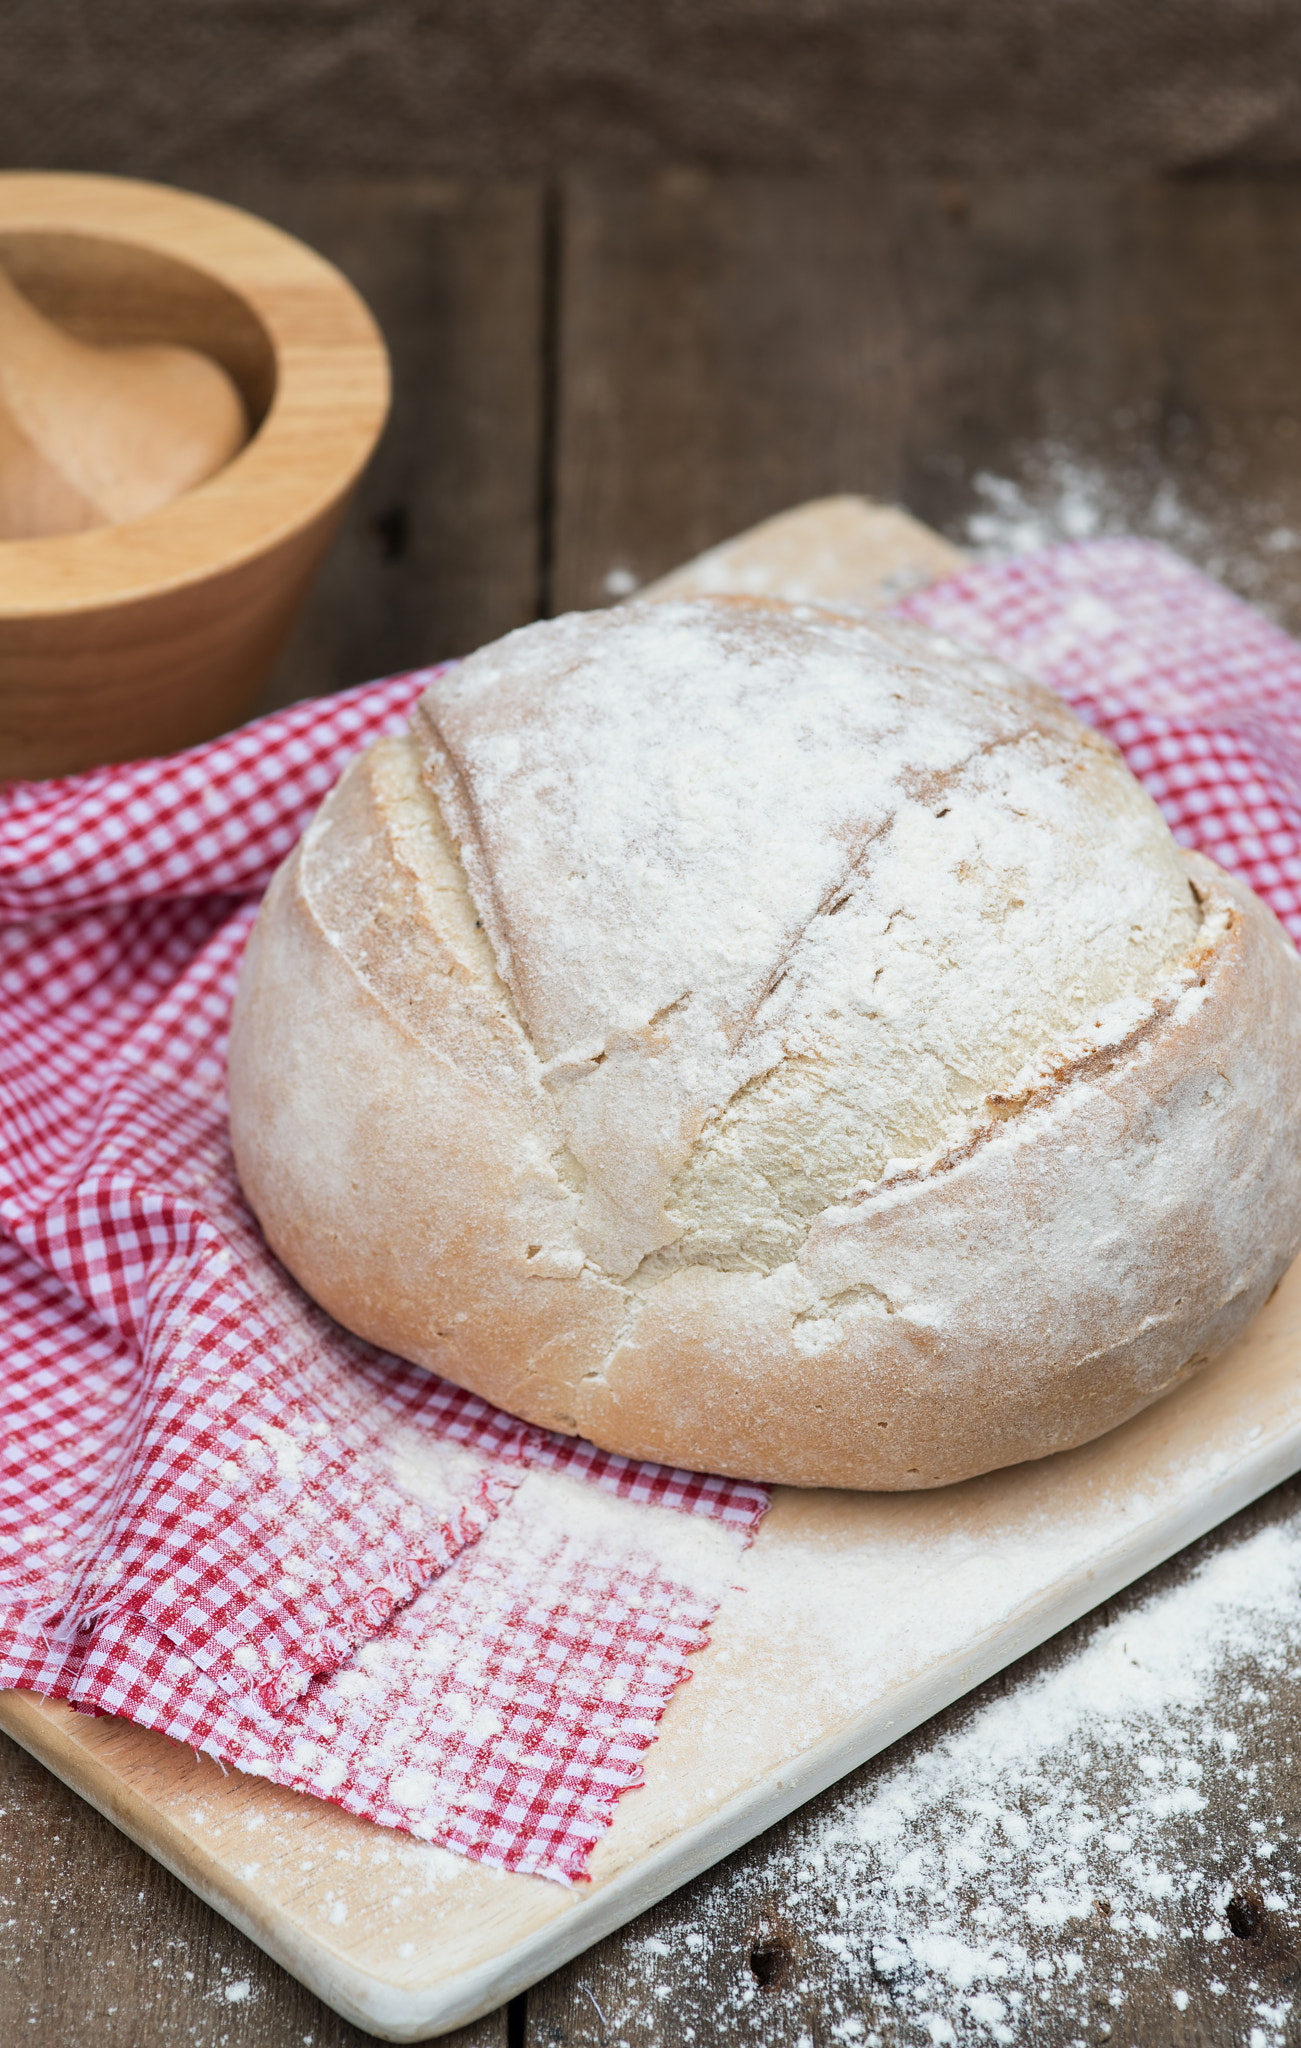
6;2;1301;182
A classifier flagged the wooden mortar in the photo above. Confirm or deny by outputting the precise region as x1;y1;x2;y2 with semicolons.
0;174;390;780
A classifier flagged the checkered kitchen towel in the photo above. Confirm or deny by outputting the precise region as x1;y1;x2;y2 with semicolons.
0;671;766;1884
2;536;1299;1883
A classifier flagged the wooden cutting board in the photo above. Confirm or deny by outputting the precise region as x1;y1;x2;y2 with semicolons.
5;497;1298;2043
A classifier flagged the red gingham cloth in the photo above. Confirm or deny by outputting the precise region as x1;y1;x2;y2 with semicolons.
0;671;766;1885
3;535;1300;1884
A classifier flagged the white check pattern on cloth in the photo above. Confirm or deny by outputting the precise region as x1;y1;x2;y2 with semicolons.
3;536;1301;1883
0;672;766;1885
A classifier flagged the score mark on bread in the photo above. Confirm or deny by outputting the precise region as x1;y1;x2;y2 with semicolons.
228;598;1301;1489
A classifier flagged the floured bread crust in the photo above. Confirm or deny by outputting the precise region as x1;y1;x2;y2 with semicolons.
228;598;1301;1488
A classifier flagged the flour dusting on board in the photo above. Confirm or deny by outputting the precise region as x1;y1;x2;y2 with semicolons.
605;1515;1301;2046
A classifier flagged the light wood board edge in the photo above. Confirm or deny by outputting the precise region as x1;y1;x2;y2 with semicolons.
638;494;969;611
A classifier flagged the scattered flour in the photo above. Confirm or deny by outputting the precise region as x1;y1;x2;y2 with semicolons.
386;1431;494;1520
605;1511;1301;2045
960;441;1301;623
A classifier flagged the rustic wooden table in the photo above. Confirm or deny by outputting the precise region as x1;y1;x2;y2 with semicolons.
6;168;1301;2048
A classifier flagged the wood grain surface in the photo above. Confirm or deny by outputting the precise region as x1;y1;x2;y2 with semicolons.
525;1478;1301;2048
551;172;1301;632
8;2;1301;187
10;1226;1301;2042
0;1725;508;2048
230;178;547;709
9;167;1301;2047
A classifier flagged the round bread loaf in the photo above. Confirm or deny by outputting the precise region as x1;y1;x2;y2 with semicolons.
228;597;1301;1488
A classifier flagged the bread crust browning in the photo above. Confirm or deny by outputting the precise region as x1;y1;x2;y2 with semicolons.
568;863;1301;1485
228;610;1301;1491
228;751;630;1434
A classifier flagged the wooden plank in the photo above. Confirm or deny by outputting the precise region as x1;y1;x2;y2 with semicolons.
639;496;966;610
526;1476;1301;2048
893;172;1301;637
889;172;1301;634
554;172;1301;632
888;176;1142;533
209;176;546;708
0;1726;508;2048
7;5;1301;193
550;171;907;612
1132;174;1301;637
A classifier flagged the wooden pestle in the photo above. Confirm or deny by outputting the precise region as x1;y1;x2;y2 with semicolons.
0;263;249;541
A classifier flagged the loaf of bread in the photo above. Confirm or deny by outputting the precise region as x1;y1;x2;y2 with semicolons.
228;595;1301;1488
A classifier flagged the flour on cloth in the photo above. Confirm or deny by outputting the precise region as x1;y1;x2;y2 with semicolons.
0;673;766;1886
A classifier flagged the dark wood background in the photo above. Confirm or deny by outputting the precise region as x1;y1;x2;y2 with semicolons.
8;3;1301;185
9;11;1301;2042
234;167;1301;706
